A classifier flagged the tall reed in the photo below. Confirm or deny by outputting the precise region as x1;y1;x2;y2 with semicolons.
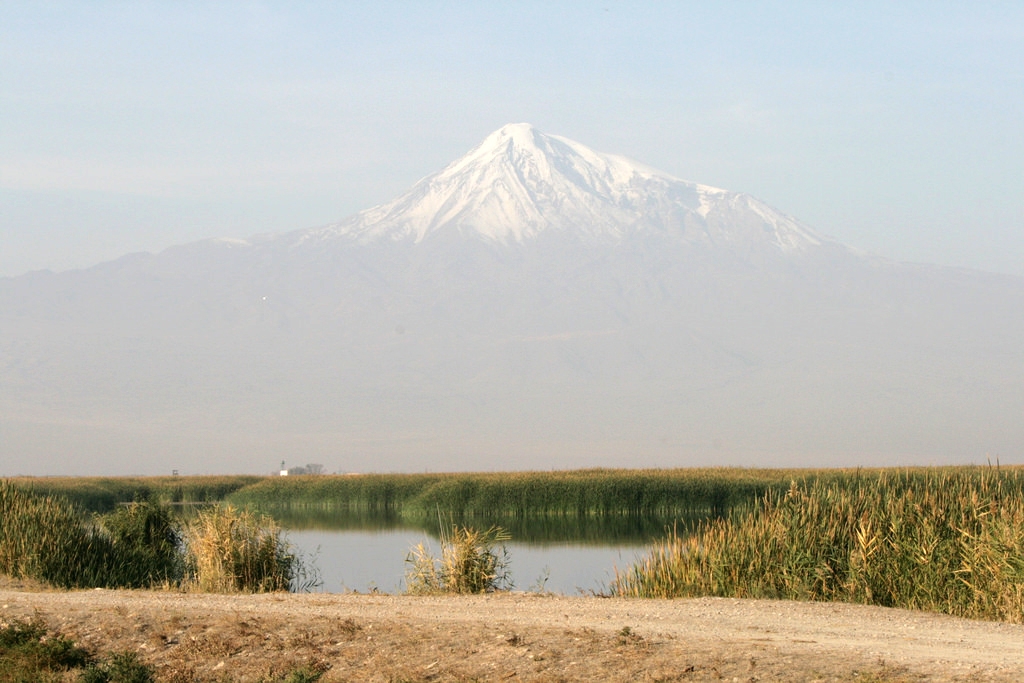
405;524;512;594
2;481;301;592
10;475;265;513
183;505;298;593
612;469;1024;622
226;468;807;520
98;502;184;587
0;481;111;588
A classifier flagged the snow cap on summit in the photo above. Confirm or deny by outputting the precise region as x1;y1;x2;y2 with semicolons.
303;124;824;251
483;122;538;147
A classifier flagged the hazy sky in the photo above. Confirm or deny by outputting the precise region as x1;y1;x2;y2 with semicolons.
2;2;1022;278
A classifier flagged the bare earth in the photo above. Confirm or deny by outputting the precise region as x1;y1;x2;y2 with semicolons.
3;583;1024;682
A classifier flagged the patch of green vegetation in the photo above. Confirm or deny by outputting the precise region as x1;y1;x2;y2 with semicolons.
0;619;155;683
258;662;329;683
1;481;308;593
79;651;155;683
614;467;1024;622
98;502;184;587
226;468;791;519
0;481;115;588
8;475;265;513
0;618;91;682
281;666;327;683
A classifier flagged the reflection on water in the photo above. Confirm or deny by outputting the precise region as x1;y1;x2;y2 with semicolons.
287;528;650;595
268;509;710;595
269;508;708;545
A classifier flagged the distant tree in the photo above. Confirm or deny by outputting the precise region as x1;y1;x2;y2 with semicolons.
284;464;323;476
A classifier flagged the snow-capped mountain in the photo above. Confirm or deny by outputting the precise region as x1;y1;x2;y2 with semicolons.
2;125;1023;476
294;123;823;252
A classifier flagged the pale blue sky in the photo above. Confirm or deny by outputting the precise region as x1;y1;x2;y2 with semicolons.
2;2;1022;277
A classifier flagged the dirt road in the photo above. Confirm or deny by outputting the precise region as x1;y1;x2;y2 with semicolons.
2;586;1023;681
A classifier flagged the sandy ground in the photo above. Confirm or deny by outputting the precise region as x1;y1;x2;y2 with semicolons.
2;583;1024;682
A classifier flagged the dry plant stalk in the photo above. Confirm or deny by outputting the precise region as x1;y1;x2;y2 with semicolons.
406;524;512;594
184;505;296;593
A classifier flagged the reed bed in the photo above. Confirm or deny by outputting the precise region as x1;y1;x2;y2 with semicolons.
226;468;811;520
612;468;1024;622
1;481;303;592
265;504;699;545
0;484;179;588
0;480;113;588
8;475;264;512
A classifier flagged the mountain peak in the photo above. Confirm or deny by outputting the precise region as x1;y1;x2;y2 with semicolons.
481;122;540;149
297;125;825;251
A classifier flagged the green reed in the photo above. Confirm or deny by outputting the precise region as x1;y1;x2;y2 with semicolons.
225;468;810;520
1;481;303;592
100;501;184;587
0;483;176;588
8;475;265;513
612;467;1024;622
0;480;114;588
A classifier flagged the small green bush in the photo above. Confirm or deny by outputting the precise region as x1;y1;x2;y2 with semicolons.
79;651;155;683
280;665;328;683
98;502;184;587
0;618;92;682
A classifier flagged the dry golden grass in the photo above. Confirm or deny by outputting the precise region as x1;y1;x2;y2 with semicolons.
183;506;297;593
405;525;512;595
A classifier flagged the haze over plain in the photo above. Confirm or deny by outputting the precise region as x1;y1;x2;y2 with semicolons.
1;4;1022;475
2;124;1023;475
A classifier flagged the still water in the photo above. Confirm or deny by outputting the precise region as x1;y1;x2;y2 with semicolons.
286;528;651;595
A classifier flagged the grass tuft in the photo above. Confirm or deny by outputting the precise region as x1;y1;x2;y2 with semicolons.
405;525;512;594
80;651;155;683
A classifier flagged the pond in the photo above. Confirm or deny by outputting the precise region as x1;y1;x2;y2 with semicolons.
286;527;652;595
270;512;695;595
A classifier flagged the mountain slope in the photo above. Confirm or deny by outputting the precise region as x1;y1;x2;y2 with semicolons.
1;125;1022;475
293;123;824;252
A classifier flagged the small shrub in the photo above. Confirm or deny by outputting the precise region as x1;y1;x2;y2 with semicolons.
406;525;512;594
184;505;299;593
98;502;184;587
0;618;92;681
281;665;327;683
80;651;155;683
